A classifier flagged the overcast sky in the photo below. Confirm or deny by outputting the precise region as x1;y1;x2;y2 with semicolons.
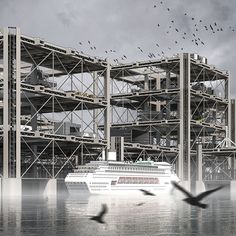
1;0;236;96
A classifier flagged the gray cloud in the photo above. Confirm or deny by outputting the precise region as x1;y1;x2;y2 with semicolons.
0;0;235;96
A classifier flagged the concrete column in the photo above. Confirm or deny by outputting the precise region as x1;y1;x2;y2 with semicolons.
43;179;57;198
179;53;191;187
196;144;205;193
15;28;21;179
2;178;22;198
230;180;236;200
144;74;149;90
104;60;111;160
31;105;38;131
166;71;170;89
2;27;9;178
230;99;236;143
93;71;98;135
2;27;21;178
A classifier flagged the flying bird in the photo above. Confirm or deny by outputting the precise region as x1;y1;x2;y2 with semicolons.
88;40;91;44
140;189;156;196
171;181;224;209
154;5;157;8
167;8;170;11
90;204;108;224
79;42;82;45
136;202;145;206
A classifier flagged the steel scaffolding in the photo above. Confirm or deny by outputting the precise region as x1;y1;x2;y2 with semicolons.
0;27;235;192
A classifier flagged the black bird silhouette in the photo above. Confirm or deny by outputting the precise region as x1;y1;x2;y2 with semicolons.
88;40;91;44
79;42;82;45
154;5;157;8
157;24;160;27
175;28;179;32
90;204;108;224
184;13;187;16
156;43;160;47
210;25;213;31
140;189;156;196
167;8;170;11
136;202;145;206
171;181;224;209
192;17;194;20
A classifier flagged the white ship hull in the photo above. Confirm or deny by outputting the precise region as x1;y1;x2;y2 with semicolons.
65;160;179;196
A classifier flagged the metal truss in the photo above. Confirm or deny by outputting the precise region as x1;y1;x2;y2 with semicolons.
0;27;109;179
0;27;233;184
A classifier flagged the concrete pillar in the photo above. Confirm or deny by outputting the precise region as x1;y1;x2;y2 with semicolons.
231;99;236;143
196;144;205;193
104;59;111;160
2;27;21;178
230;181;236;200
43;179;57;198
2;178;22;198
166;71;170;89
179;53;191;184
144;74;149;90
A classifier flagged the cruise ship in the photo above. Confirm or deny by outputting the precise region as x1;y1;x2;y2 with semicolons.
65;159;179;195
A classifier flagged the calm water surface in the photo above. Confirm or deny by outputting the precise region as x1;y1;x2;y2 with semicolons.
0;192;236;236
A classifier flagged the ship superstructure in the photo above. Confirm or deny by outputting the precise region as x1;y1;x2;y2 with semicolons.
65;160;179;195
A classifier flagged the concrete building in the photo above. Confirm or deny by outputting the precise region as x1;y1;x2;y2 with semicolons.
0;27;235;198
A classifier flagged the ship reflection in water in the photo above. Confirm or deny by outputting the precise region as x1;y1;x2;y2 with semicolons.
0;192;236;236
